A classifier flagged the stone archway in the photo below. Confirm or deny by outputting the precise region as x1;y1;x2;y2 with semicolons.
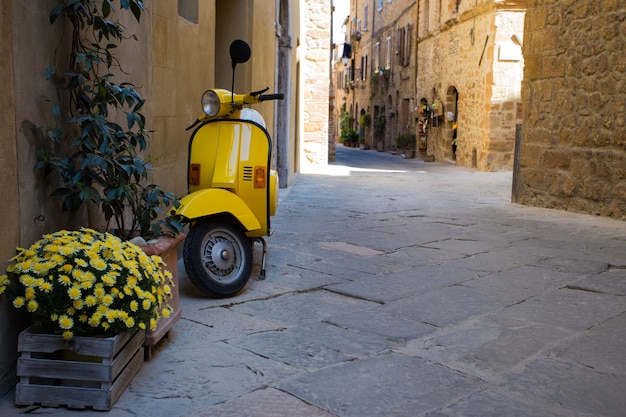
445;86;459;160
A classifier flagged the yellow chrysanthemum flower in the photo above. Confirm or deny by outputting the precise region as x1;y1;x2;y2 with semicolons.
129;300;139;312
142;299;151;310
85;295;97;307
50;254;64;264
78;314;88;323
149;318;157;330
162;308;171;318
101;294;114;306
73;299;84;310
39;281;53;293
124;317;135;328
88;314;101;327
62;330;73;340
58;275;72;286
105;310;118;322
67;286;81;300
102;275;116;286
61;264;73;273
94;286;105;298
138;322;146;330
75;258;88;268
58;315;73;330
25;287;35;300
19;275;36;287
50;313;59;321
27;300;38;312
163;284;172;296
13;297;25;308
72;269;84;280
90;257;107;271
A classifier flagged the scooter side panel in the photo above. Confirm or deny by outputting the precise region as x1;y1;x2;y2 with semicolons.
175;188;261;232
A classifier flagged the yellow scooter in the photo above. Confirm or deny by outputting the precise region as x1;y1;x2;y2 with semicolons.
174;40;282;297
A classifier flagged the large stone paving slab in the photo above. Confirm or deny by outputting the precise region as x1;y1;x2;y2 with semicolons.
230;289;380;327
398;315;572;380
462;265;587;300
550;312;626;375
381;284;522;327
228;322;393;370
279;353;484;417
499;359;626;417
499;288;626;331
185;388;338;417
326;264;480;303
424;388;595;417
567;268;626;296
323;309;437;341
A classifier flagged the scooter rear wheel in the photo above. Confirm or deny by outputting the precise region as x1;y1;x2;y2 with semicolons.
184;220;253;297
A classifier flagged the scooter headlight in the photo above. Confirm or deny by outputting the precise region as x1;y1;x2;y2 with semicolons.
202;90;220;117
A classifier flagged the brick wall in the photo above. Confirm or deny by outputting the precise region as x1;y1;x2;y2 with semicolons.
518;0;626;219
301;0;330;171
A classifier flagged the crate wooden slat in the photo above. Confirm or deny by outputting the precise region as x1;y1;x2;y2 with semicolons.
15;327;145;410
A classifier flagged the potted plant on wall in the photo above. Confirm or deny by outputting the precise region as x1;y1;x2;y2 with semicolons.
35;1;183;352
396;133;417;159
374;113;386;152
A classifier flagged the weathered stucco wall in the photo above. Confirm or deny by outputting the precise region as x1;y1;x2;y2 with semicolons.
150;0;215;198
518;0;626;218
0;0;20;396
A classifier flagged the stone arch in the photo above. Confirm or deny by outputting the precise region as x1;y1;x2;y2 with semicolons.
445;85;459;160
387;93;394;150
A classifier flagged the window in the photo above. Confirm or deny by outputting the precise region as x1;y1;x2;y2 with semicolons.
361;55;368;81
364;5;369;31
397;25;412;66
178;0;198;23
422;0;430;36
378;0;383;11
385;36;392;69
374;42;380;71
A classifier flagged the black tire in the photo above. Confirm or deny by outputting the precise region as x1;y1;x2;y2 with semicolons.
183;220;253;297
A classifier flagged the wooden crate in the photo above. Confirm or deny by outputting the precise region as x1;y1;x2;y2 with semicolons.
15;326;145;411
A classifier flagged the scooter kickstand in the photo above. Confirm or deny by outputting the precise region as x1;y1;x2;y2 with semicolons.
254;237;267;280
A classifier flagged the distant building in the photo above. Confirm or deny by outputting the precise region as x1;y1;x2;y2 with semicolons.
416;0;526;170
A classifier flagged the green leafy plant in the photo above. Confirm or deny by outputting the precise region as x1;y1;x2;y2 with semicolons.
0;229;173;340
36;0;182;241
359;113;371;127
396;133;416;151
374;113;386;139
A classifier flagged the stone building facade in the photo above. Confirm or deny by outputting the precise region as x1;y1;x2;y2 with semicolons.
416;0;526;170
516;0;626;219
334;0;418;152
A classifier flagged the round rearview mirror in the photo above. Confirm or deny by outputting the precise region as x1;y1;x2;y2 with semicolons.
230;40;251;65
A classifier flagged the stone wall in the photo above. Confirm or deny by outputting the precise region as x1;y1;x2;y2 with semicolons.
301;0;330;172
518;0;626;219
416;0;525;170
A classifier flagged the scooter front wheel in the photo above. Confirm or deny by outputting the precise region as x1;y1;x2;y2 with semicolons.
184;220;253;297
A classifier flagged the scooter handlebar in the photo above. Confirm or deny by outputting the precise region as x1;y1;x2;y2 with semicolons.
258;93;284;101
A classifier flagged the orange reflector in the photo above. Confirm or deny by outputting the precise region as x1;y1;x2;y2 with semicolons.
189;164;201;186
254;166;266;188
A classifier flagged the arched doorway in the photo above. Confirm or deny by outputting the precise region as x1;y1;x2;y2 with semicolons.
445;86;459;160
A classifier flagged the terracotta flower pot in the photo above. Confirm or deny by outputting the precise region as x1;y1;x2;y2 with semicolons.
138;233;186;355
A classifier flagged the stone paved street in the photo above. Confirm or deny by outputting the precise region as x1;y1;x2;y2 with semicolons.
2;146;626;416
